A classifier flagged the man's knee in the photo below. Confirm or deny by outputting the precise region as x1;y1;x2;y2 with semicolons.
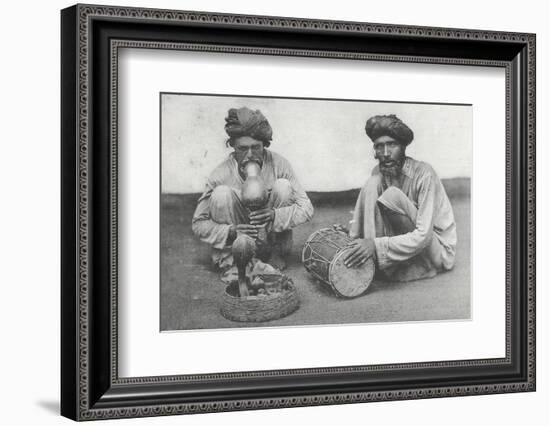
210;185;241;221
210;185;247;225
377;187;416;234
271;178;292;204
210;185;235;209
377;186;407;207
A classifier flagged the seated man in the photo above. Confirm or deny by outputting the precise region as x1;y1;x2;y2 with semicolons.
192;107;314;271
344;114;457;282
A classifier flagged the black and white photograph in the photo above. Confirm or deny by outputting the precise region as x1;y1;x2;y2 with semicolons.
160;93;472;331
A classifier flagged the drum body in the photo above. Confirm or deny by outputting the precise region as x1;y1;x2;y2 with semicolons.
302;227;375;298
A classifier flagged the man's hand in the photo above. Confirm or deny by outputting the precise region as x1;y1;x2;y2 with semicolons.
228;224;260;242
343;238;375;268
249;208;275;226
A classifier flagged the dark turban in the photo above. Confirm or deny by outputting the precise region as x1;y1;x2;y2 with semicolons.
225;107;273;147
365;114;414;146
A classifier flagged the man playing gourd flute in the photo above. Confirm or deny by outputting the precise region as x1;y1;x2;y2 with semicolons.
192;107;314;271
344;114;457;282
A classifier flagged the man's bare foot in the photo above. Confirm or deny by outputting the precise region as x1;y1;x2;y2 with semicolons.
269;251;287;271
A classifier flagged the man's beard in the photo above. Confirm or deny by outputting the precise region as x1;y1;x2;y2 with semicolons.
379;158;404;178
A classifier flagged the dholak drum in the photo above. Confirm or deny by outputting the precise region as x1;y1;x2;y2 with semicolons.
302;227;375;298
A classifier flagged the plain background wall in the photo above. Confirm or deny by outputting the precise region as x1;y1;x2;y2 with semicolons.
161;94;472;193
0;0;546;425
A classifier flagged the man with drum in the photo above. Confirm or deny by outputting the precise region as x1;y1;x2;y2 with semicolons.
344;114;457;282
192;107;314;271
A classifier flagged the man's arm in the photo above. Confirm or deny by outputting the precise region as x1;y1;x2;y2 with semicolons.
349;173;383;240
349;189;364;240
344;176;380;267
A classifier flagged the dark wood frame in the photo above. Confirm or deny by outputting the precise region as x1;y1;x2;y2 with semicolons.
61;3;536;421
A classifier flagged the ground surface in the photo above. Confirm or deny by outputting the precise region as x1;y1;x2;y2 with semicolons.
160;186;470;331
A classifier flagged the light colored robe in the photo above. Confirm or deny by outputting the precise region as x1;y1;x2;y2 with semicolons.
192;149;313;268
350;157;457;281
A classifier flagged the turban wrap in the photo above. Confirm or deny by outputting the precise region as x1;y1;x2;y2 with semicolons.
365;114;414;146
225;107;273;146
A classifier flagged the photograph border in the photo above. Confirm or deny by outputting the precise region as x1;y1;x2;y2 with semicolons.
61;3;535;420
159;90;474;332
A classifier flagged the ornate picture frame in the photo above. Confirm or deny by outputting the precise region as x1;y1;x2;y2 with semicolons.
61;4;535;420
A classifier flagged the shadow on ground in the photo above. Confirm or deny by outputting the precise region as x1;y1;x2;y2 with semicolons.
161;183;470;331
35;400;59;416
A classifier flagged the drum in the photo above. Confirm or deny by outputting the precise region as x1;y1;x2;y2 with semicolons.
302;227;375;298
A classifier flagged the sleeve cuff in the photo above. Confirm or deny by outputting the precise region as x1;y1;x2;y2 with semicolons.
374;236;391;269
213;224;232;250
271;208;287;233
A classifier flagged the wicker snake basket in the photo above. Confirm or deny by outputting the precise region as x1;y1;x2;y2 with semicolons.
220;274;300;322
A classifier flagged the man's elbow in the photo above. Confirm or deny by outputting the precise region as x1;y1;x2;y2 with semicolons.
191;218;203;238
414;228;434;253
304;200;314;222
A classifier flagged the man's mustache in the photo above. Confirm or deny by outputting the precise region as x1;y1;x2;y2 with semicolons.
380;160;399;167
239;157;263;172
240;157;263;167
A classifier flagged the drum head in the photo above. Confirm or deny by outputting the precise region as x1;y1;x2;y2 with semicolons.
329;248;375;298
